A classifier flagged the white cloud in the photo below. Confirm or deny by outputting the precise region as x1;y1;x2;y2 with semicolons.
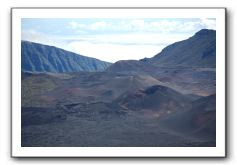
22;29;67;50
67;19;215;34
63;33;190;45
61;32;192;62
22;29;54;44
69;21;78;29
130;20;145;31
200;18;216;30
90;21;109;30
147;19;215;33
68;21;86;29
148;20;180;33
66;41;162;62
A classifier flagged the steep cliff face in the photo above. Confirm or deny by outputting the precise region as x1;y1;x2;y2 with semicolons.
21;41;111;73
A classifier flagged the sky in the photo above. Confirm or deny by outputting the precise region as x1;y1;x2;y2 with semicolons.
21;18;216;63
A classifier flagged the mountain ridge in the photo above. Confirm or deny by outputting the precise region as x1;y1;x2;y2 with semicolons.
21;40;111;73
148;29;216;67
107;29;216;73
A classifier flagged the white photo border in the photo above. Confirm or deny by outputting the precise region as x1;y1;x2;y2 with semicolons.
11;7;226;157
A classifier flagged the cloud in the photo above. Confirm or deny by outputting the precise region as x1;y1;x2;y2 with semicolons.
200;18;216;30
66;41;162;62
68;21;86;30
21;29;66;49
66;18;216;34
22;29;53;44
90;21;109;30
63;33;190;45
68;21;110;31
69;21;78;29
130;20;145;31
148;20;180;33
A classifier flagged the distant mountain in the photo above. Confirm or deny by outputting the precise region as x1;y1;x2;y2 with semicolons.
21;41;111;73
147;29;216;67
107;29;216;72
106;60;156;74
